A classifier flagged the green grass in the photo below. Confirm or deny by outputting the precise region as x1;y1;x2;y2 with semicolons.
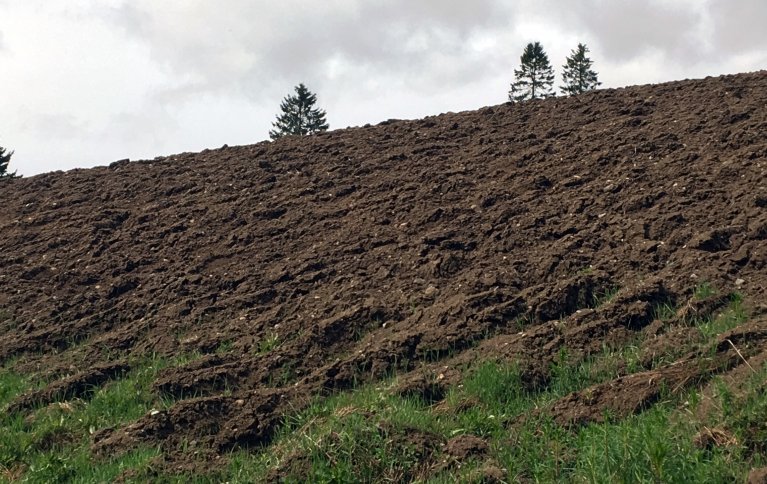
696;292;746;340
218;297;760;483
0;293;762;482
6;351;760;483
572;362;767;483
223;382;445;482
591;286;620;308
215;340;235;355
693;281;717;300
0;355;190;483
652;301;677;322
639;294;748;371
255;332;281;356
220;352;766;483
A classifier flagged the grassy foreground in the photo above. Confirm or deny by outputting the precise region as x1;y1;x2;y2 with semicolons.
1;294;765;483
0;357;172;483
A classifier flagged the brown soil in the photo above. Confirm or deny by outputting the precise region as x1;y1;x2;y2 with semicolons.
1;71;767;472
444;434;489;460
431;434;492;478
749;467;767;484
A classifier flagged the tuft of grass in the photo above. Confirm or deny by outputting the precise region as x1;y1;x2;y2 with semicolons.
652;301;677;322
0;372;29;409
227;295;761;482
578;266;594;275
256;332;280;356
591;286;620;308
216;340;235;355
267;360;300;388
696;293;746;340
693;281;717;300
513;313;535;331
709;364;767;457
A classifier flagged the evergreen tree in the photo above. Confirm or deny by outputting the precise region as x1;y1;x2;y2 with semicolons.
269;83;329;140
561;43;601;95
0;145;17;179
509;42;555;102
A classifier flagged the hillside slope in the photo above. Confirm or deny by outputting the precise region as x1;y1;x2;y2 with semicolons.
1;71;767;479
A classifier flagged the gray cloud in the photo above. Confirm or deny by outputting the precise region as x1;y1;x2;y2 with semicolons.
19;112;87;140
98;0;737;107
99;0;514;99
709;0;767;55
3;1;766;176
541;0;706;64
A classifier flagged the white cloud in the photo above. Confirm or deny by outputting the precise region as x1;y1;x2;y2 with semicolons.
0;1;764;176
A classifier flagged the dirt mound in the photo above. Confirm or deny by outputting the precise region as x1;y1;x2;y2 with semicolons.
7;361;130;413
1;71;767;470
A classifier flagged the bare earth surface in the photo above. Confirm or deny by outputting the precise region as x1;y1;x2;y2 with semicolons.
1;71;767;471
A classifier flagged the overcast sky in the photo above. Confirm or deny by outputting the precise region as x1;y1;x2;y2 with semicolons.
1;0;765;176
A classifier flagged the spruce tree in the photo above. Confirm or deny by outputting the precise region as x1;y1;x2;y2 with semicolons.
0;145;17;179
269;83;329;140
561;43;601;95
509;42;555;102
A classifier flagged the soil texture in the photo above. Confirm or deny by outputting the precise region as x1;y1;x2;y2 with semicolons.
1;71;767;470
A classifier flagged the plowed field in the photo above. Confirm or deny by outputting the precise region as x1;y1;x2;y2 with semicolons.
2;71;767;481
